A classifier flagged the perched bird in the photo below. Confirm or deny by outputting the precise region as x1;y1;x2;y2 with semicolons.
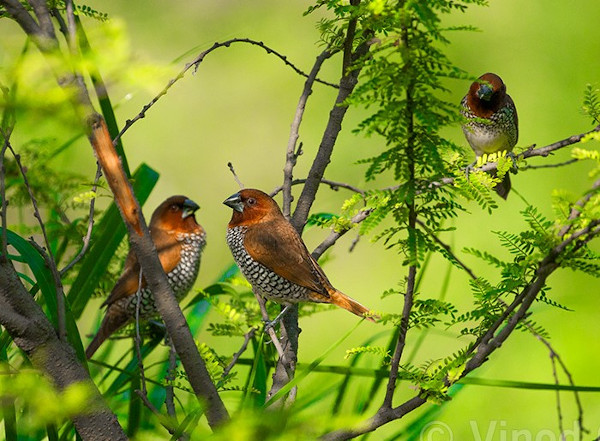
86;196;206;359
461;72;518;199
223;188;375;322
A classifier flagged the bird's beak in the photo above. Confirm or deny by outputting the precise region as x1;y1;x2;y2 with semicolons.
182;198;200;219
476;83;493;101
223;193;244;213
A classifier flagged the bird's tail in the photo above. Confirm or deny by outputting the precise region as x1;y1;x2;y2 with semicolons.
85;307;129;359
493;172;511;199
328;289;378;322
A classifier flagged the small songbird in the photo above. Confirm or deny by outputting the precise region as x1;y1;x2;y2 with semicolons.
223;188;375;322
86;196;206;359
461;72;518;199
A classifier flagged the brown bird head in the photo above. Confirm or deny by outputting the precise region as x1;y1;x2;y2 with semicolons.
223;188;283;227
466;72;507;118
150;195;203;234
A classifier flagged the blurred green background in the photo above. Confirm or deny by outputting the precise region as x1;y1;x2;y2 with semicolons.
1;0;599;439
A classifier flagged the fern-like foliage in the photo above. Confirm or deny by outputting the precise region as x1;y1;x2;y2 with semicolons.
582;83;600;124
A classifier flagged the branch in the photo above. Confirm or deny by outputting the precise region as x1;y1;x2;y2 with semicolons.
3;133;67;341
272;178;365;198
2;3;229;428
312;209;372;260
113;38;338;146
0;122;11;260
282;49;335;217
0;259;128;440
421;124;600;193
290;29;371;232
59;163;101;276
221;326;257;380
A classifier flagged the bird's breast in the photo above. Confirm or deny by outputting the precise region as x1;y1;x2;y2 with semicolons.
226;226;310;303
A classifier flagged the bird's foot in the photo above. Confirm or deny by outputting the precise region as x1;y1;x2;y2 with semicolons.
263;304;291;332
464;159;477;182
505;151;519;172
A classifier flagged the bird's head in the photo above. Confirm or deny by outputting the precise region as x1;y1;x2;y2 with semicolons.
150;195;203;234
467;72;507;116
223;188;282;227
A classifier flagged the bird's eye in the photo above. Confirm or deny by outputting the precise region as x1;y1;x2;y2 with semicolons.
170;204;179;211
247;197;256;206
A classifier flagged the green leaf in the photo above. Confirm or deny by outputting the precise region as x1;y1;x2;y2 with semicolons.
2;229;86;362
68;163;159;318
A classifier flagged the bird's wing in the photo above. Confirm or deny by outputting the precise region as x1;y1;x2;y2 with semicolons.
102;230;181;306
244;220;330;297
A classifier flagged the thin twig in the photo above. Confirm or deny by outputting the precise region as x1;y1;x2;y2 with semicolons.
113;39;338;146
558;177;600;238
253;292;287;364
222;326;257;380
59;163;102;276
0;126;11;260
312;209;372;260
520;158;578;170
134;390;188;439
283;49;335;218
271;178;365;198
227;162;244;189
532;331;586;439
4;134;67;340
415;218;477;280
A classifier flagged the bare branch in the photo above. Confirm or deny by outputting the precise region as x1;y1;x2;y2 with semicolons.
283;49;335;218
227;162;245;189
113;39;338;146
272;178;365;198
59;163;101;276
520;158;578;170
0;124;11;260
290;28;371;232
222;326;257;380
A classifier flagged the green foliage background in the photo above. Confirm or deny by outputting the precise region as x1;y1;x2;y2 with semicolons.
1;0;599;439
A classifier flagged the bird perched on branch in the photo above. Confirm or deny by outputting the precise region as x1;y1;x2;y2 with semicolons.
461;72;518;199
223;188;375;322
86;196;206;359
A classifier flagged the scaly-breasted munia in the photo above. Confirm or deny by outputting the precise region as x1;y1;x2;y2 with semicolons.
86;196;206;359
461;72;518;199
223;189;375;322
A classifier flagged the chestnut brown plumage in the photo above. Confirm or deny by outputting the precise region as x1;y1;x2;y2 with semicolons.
224;189;375;322
85;196;206;359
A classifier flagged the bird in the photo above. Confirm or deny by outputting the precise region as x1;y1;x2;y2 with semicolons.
461;72;518;199
223;188;375;322
85;196;206;359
